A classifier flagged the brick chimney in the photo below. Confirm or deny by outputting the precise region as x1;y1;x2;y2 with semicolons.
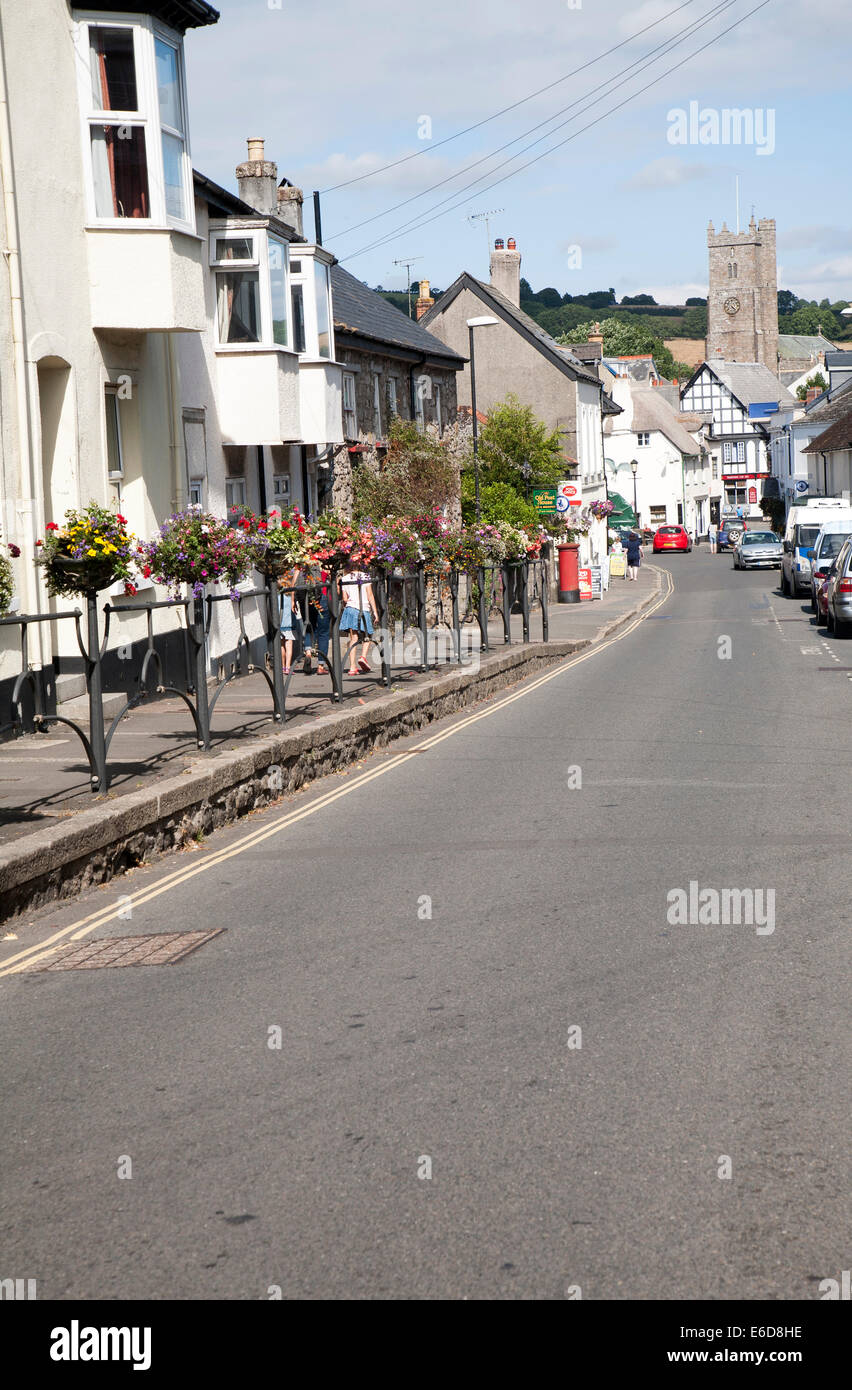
806;386;822;405
415;278;435;320
276;179;303;236
588;322;604;346
490;236;521;307
236;137;278;215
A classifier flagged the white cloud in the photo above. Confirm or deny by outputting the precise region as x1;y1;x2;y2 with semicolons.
626;158;710;190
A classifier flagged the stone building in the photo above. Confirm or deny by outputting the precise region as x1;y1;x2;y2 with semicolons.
328;266;465;514
706;216;779;369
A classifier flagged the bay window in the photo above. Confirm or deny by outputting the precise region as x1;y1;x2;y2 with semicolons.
76;14;193;231
211;230;290;348
314;260;331;358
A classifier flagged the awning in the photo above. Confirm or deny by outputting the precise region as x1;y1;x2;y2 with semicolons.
608;491;637;526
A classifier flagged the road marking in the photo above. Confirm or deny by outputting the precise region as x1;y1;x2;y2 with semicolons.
0;571;673;977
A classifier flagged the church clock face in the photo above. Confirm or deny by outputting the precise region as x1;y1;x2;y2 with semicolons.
724;296;741;316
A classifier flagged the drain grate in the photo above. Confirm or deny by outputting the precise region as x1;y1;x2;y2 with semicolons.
24;928;225;972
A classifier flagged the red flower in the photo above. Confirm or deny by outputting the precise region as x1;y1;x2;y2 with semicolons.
142;565;152;578
116;514;127;524
124;582;137;596
281;521;291;529
8;543;20;557
36;539;43;547
45;522;58;531
258;521;267;531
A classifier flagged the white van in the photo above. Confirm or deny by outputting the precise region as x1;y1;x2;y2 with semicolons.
808;518;852;609
781;500;852;597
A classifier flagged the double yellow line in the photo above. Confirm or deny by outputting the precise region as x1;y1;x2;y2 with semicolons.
0;570;672;977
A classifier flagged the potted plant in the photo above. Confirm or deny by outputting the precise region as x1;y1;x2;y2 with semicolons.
141;509;254;599
305;513;375;570
364;517;422;573
258;506;310;574
0;536;20;616
35;503;136;597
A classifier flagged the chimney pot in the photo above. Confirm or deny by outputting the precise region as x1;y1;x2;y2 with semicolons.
507;237;516;250
489;237;521;307
236;137;278;215
247;137;265;162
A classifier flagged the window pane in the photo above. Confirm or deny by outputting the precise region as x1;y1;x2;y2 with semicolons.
314;261;330;358
291;283;306;353
268;236;288;347
90;125;149;218
290;260;302;274
217;271;261;343
155;38;183;133
105;392;122;475
161;131;185;220
215;237;253;262
90;27;138;112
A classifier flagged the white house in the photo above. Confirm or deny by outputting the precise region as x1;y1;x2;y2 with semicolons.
680;361;781;523
604;379;709;531
0;3;345;711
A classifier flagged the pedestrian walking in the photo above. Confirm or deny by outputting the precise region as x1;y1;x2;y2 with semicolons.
278;567;303;674
339;570;379;675
708;520;718;554
307;568;331;675
626;530;642;581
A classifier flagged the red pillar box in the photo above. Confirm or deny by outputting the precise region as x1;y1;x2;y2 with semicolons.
557;542;581;604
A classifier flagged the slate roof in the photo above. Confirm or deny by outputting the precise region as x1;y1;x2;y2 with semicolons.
803;406;852;455
777;333;836;359
420;272;601;385
330;265;465;366
687;360;783;408
605;387;699;455
566;341;603;363
86;1;218;29
824;350;852;370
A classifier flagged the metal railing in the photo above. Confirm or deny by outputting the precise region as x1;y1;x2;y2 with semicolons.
0;553;550;794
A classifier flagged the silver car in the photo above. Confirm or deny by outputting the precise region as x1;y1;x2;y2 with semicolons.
825;537;852;637
732;530;783;570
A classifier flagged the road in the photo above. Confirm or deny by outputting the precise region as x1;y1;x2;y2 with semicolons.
1;550;849;1300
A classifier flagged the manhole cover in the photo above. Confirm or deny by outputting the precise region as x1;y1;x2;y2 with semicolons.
24;929;225;972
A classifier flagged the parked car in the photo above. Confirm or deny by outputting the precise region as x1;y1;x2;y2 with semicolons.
808;523;852;611
814;562;836;626
653;524;692;553
732;530;783;570
824;537;852;636
717;522;744;549
781;501;852;597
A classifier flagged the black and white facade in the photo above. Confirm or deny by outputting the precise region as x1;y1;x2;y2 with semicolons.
680;361;781;520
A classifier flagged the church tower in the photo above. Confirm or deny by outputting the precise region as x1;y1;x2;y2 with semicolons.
706;216;778;368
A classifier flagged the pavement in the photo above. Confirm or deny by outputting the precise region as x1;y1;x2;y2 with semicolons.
0;565;658;849
0;549;848;1300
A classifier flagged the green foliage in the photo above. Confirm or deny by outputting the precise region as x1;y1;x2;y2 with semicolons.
475;394;565;489
621;294;657;306
681;305;708;338
777;289;800;316
759;498;785;532
796;372;828;401
459;476;539;527
557;316;685;380
352;417;458;521
685;297;707;307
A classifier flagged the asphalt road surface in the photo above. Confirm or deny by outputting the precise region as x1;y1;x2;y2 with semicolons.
2;551;849;1300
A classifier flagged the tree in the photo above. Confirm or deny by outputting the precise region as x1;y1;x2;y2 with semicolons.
557;316;685;381
621;293;657;306
796;372;828;401
781;304;841;338
459;476;539;527
352;418;458;520
685;297;707;307
536;287;563;308
682;306;708;338
777;289;801;316
474;395;564;490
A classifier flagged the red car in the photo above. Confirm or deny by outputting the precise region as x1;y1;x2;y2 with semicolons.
653;525;692;553
815;565;835;625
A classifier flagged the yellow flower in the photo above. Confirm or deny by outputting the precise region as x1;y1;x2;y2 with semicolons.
87;549;97;557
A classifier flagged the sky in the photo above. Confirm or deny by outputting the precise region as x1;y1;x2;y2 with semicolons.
185;0;852;306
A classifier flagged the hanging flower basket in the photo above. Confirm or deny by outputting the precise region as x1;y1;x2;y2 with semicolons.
0;544;18;616
141;509;254;600
35;503;137;598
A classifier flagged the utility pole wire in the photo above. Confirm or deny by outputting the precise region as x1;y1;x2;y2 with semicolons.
329;0;736;243
342;0;775;263
320;0;707;194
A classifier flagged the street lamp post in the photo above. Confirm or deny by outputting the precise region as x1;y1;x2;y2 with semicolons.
467;316;499;521
630;458;639;529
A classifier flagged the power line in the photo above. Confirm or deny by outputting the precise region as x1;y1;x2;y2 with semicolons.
328;0;736;243
320;0;707;194
341;0;776;264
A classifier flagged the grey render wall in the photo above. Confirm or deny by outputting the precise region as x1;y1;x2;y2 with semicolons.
423;285;581;463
